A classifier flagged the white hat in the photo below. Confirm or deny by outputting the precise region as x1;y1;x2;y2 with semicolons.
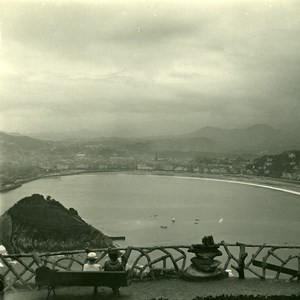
0;245;7;255
87;252;97;260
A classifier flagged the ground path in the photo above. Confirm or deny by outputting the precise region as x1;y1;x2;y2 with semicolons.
3;278;300;300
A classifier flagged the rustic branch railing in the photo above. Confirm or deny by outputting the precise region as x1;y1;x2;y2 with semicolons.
0;242;299;291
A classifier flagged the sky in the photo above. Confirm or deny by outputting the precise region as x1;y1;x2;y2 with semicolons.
0;0;300;137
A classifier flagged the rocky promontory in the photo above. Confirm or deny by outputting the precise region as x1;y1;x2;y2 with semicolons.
0;194;114;253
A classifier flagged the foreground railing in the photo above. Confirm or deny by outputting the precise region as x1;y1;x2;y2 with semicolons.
0;242;300;291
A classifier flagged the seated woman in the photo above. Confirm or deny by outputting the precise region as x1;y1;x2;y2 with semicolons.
83;252;102;271
83;252;101;295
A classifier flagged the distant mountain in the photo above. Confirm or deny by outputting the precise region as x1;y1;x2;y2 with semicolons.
277;121;300;140
0;131;52;151
23;130;223;153
123;136;222;153
0;194;113;253
27;130;104;141
3;123;300;156
245;123;275;132
183;124;300;153
27;130;178;142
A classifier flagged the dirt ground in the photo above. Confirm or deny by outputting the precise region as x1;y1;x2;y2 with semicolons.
2;278;300;300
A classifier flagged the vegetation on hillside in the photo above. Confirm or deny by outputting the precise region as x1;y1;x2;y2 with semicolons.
0;194;113;253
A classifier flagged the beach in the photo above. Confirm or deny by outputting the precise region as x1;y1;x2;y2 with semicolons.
2;170;300;196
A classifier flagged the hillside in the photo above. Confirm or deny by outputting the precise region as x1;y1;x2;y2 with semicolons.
0;131;52;151
183;124;300;152
16;123;300;154
0;194;113;253
246;150;300;178
122;136;223;154
1;124;300;190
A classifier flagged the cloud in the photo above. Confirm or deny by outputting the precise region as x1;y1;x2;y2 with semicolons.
0;0;300;135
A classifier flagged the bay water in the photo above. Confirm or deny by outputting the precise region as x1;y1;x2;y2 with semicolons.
1;173;300;247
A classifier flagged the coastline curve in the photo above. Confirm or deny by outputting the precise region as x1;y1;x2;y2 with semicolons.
146;174;300;197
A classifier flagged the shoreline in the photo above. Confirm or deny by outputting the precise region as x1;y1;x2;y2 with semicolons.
147;173;300;196
1;169;300;196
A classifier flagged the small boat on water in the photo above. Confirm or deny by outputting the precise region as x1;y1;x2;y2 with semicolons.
194;222;199;224
160;226;168;229
172;217;175;223
150;214;158;217
195;218;199;221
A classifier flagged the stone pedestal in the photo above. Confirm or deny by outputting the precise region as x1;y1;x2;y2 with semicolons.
182;236;228;281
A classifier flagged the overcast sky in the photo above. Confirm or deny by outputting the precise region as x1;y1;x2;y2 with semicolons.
0;0;299;136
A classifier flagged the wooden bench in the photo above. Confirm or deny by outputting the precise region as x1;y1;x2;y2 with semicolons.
35;266;129;298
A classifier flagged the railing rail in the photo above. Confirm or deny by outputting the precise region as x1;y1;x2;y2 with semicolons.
1;242;300;291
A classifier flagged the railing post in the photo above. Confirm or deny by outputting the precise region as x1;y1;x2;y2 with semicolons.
297;253;300;282
163;258;166;269
0;273;4;295
232;243;248;279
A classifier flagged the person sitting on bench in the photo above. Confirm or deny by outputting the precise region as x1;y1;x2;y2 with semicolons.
83;252;101;272
83;252;101;295
104;248;124;296
83;252;102;271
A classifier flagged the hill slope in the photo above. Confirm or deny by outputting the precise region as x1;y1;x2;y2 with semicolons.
184;124;300;152
0;131;52;150
0;194;113;253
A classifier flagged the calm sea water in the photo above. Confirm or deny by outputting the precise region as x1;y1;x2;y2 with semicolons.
1;173;300;246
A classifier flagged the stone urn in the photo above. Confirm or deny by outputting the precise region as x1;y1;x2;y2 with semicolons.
182;235;228;281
